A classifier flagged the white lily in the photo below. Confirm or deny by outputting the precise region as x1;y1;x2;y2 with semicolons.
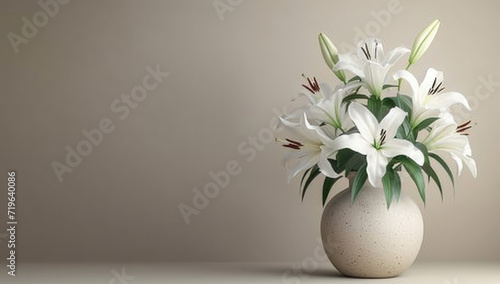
334;38;409;98
393;68;471;127
281;77;333;124
307;86;353;135
324;102;424;187
421;119;477;177
277;113;341;182
284;77;354;135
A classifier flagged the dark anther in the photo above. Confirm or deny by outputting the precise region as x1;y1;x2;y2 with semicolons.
285;138;303;146
428;77;445;95
456;120;474;135
302;76;320;94
379;129;387;145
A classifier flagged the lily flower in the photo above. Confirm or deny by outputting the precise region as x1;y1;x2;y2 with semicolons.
277;113;340;182
324;102;424;187
285;76;354;135
307;86;353;135
393;68;470;127
281;76;333;124
421;119;477;177
334;38;409;98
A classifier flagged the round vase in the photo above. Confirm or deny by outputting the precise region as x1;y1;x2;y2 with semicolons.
320;176;423;278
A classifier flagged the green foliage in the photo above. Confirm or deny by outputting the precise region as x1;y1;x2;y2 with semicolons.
301;165;320;201
322;176;341;206
395;156;426;204
351;162;368;203
429;153;455;187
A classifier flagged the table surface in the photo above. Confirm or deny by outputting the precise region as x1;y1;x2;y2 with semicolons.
1;262;499;284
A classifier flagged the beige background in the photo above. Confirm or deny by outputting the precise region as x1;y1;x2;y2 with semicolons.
1;0;499;263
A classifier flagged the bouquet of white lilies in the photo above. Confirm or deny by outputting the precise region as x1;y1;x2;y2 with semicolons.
277;20;477;207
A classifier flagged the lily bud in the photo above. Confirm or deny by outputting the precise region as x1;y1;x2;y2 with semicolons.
409;19;440;66
318;33;346;83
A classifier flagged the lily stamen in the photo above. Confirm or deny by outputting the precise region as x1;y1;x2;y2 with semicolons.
428;77;445;95
361;43;371;60
380;129;387;145
285;138;304;147
301;76;321;94
456;120;475;135
276;137;304;150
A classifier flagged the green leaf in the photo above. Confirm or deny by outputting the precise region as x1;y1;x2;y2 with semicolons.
393;171;402;202
302;165;320;201
322;176;340;206
397;156;426;204
382;169;394;208
342;94;369;104
336;149;355;171
383;84;398;90
351;162;368;203
414;142;430;165
396;124;407;139
421;160;443;200
394;94;413;113
348;76;361;83
412;117;439;134
344;153;366;176
382;97;396;109
429;153;455;187
300;167;312;190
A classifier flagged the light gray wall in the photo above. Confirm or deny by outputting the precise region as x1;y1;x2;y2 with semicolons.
1;0;498;262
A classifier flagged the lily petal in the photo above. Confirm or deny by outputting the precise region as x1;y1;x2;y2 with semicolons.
366;150;388;187
334;54;364;77
427;91;471;110
382;46;410;66
381;139;424;165
348;102;378;142
326;133;373;155
363;62;387;96
451;151;477;178
419;68;443;100
393;70;420;98
379;107;407;140
287;151;320;182
318;151;340;178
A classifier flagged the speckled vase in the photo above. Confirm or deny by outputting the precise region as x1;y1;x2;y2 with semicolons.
320;176;423;278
